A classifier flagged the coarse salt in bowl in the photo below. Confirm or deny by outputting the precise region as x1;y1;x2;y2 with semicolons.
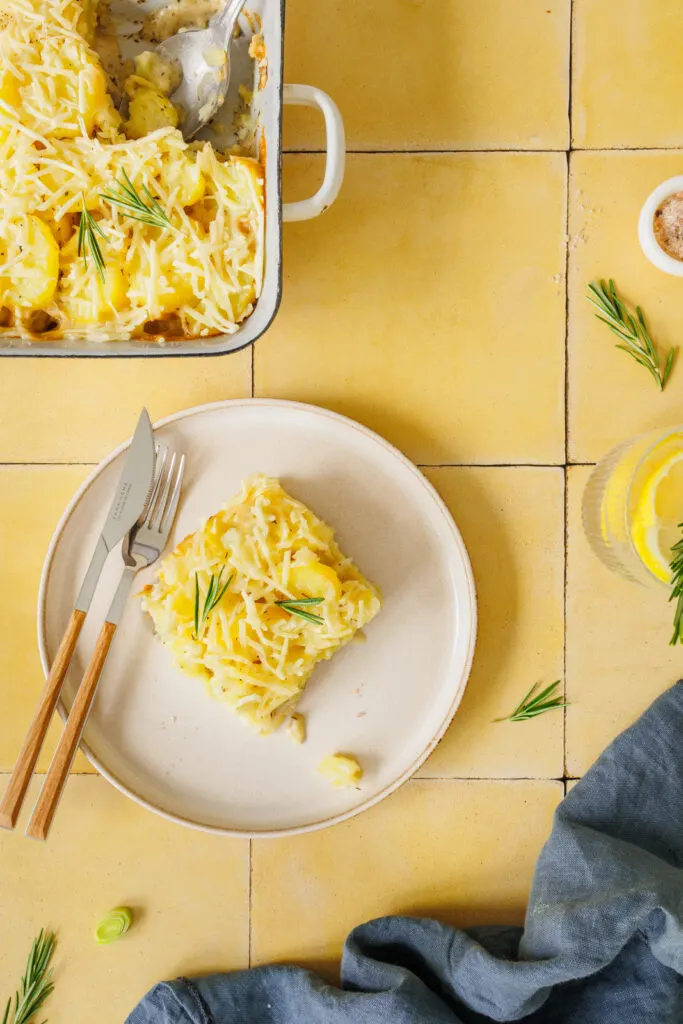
639;175;683;277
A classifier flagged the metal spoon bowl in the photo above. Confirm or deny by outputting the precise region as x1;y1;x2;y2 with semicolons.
156;0;247;141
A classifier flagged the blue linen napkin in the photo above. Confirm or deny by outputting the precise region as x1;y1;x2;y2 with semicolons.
127;682;683;1023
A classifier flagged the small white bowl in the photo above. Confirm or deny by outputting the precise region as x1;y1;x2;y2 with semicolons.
638;175;683;276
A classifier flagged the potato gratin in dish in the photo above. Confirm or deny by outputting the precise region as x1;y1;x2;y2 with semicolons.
0;0;264;342
141;476;382;737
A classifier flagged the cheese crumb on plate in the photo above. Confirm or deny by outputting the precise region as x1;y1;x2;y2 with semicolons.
317;754;363;789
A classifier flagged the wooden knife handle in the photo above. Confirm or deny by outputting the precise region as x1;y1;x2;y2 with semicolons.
0;608;86;831
26;620;117;842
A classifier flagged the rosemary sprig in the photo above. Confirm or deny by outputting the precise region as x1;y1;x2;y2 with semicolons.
495;681;567;723
3;930;56;1024
587;279;675;391
193;567;233;640
100;169;172;230
275;597;324;626
668;524;683;645
77;198;106;284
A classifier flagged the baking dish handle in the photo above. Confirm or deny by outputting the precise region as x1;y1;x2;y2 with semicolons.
282;84;346;222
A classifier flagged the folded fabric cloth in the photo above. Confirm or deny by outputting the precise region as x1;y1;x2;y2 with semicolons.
128;683;683;1023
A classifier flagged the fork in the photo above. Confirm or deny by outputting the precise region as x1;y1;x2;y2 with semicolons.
25;445;185;842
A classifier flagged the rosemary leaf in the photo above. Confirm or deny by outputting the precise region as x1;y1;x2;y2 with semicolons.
101;169;172;230
276;599;324;626
587;279;675;390
662;345;676;388
193;570;200;640
77;198;106;284
669;525;683;645
282;607;325;626
3;930;55;1024
193;567;233;640
495;680;567;723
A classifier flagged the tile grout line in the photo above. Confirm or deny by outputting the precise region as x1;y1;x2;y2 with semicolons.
562;0;575;781
416;773;578;780
413;776;574;783
0;460;600;469
565;0;574;468
567;0;576;156
282;146;683;156
563;465;570;779
283;147;570;156
420;462;567;470
248;838;253;967
0;771;582;781
558;144;683;152
415;462;598;469
0;461;99;467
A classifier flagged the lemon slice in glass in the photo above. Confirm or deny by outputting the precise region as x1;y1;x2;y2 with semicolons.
630;450;683;582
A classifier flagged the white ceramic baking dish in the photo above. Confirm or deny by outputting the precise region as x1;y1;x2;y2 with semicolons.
0;0;345;357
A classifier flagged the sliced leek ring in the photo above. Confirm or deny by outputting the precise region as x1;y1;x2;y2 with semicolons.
94;907;133;944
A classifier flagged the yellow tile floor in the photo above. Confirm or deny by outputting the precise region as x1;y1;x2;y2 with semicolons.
2;1;683;1019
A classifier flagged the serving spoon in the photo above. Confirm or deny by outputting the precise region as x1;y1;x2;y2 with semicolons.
155;0;247;140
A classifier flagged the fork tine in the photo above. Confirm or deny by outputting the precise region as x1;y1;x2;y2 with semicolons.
145;446;168;527
150;451;177;532
160;453;185;537
138;443;164;524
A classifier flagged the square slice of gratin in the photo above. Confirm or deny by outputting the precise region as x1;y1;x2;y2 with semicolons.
140;475;382;734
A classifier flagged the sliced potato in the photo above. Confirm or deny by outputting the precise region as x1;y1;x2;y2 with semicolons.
61;259;128;323
65;0;97;43
290;562;342;601
132;51;181;96
103;265;128;311
161;157;206;206
0;70;21;145
80;64;109;135
0;69;20;109
125;88;178;140
53;59;110;138
186;199;215;230
211;155;264;209
10;216;59;308
230;271;255;322
129;266;194;315
51;214;75;246
158;277;195;313
317;754;363;789
0;243;9;304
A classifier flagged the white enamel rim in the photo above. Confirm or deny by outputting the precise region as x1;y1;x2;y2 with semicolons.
37;399;477;837
638;175;683;276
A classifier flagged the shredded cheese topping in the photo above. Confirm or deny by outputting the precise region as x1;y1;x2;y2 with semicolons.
141;475;382;735
0;0;264;341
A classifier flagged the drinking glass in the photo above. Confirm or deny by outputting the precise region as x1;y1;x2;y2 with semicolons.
582;426;683;588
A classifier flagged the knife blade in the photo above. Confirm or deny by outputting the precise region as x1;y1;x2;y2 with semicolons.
75;408;156;613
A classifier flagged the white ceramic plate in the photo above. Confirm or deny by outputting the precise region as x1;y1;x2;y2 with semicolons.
39;400;477;836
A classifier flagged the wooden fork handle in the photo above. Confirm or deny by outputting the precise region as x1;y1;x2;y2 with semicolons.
0;608;86;831
26;620;117;842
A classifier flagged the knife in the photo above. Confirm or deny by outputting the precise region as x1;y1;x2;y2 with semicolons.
0;408;156;830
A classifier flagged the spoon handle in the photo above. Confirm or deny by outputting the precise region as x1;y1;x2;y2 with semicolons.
212;0;247;39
